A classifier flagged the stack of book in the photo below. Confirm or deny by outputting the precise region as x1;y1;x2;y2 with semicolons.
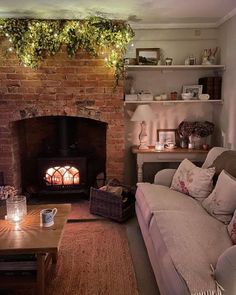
198;77;222;100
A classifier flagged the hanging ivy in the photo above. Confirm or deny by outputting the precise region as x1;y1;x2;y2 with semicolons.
0;17;134;82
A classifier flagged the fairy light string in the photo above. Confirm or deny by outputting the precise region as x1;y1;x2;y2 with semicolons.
0;17;134;82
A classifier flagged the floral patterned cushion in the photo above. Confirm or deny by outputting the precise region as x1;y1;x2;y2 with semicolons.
228;210;236;244
202;170;236;224
171;158;215;201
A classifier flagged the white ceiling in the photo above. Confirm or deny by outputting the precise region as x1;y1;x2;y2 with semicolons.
0;0;236;28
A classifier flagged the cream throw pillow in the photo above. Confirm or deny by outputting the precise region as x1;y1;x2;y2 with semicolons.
171;158;215;201
202;170;236;224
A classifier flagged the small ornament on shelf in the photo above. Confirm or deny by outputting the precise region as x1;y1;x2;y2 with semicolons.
185;55;196;65
170;91;178;100
201;47;219;65
165;57;173;65
184;58;190;65
130;86;135;94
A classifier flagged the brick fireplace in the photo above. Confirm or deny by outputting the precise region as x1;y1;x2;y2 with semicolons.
0;44;125;192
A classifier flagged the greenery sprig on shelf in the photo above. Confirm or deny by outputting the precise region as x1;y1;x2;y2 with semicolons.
0;17;134;82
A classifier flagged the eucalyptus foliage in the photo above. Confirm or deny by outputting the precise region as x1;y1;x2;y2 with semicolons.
0;17;134;81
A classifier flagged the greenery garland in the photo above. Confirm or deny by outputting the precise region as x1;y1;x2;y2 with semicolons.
0;17;134;82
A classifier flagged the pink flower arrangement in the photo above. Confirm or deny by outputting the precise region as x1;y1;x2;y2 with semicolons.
178;121;214;139
0;186;17;200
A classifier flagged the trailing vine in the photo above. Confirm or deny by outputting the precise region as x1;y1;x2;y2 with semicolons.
0;17;134;82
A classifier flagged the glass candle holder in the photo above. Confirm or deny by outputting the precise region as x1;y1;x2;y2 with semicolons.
155;142;164;151
6;195;27;222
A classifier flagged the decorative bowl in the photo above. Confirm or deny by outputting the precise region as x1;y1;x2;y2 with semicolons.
181;93;193;100
198;94;210;100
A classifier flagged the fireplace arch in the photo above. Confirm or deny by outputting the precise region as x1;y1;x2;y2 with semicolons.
13;115;107;194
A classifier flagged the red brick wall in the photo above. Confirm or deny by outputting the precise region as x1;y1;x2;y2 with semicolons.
0;44;125;189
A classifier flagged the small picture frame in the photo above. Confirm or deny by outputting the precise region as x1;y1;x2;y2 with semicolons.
157;129;177;145
183;85;203;98
136;48;160;65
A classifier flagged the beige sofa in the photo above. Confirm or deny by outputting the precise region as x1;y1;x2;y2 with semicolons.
135;147;234;295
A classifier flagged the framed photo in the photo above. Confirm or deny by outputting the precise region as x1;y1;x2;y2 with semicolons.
157;129;177;144
183;85;203;98
136;48;160;65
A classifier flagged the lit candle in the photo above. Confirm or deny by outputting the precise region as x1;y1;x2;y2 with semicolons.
155;142;164;151
6;196;27;223
13;211;20;222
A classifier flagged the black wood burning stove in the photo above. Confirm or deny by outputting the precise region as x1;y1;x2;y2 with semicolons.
37;117;87;194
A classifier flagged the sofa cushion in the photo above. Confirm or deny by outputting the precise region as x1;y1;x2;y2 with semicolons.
170;158;215;201
202;170;236;224
150;209;231;294
136;183;204;226
209;150;236;184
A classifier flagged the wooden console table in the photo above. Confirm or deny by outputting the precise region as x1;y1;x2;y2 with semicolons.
131;146;208;182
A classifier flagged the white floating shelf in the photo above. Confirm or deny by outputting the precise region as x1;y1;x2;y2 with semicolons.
125;65;225;71
124;100;223;105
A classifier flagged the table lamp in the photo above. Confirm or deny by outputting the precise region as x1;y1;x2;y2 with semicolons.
131;104;155;149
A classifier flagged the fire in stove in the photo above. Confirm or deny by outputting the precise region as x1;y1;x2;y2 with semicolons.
45;166;80;186
38;157;86;192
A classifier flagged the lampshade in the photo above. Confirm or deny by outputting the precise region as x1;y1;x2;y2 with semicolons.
131;104;155;122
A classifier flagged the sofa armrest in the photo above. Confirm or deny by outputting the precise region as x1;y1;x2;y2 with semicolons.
153;169;176;187
214;245;236;294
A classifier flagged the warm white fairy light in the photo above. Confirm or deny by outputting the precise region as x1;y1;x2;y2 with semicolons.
0;17;135;82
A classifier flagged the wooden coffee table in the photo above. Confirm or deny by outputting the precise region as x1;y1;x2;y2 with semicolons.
0;203;71;295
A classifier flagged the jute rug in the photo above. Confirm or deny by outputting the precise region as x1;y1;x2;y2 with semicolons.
46;221;138;295
1;200;138;295
68;201;104;220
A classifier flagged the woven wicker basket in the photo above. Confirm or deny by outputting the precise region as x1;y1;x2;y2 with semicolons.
89;187;135;222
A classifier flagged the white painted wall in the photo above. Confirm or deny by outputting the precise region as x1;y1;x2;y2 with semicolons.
124;27;219;184
126;28;219;65
218;15;236;149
